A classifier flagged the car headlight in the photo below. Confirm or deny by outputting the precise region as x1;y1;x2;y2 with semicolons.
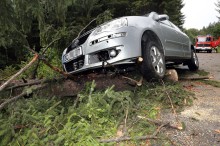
62;48;67;62
94;18;128;35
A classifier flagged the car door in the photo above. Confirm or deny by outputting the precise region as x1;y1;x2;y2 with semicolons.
159;20;183;57
170;22;191;57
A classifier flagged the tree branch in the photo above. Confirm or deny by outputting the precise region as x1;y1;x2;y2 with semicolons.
0;54;39;92
0;84;46;111
25;45;70;78
41;59;69;77
41;38;61;54
6;77;64;90
99;122;168;143
99;135;158;143
77;18;97;38
179;76;212;80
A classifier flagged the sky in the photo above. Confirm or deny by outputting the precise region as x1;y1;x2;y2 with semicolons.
182;0;219;29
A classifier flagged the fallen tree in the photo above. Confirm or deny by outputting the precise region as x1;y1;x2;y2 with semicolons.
0;84;46;110
0;54;39;92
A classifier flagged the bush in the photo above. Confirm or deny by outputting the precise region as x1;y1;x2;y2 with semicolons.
216;47;220;53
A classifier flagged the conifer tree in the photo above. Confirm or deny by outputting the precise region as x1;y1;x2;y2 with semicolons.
216;0;220;20
0;0;186;68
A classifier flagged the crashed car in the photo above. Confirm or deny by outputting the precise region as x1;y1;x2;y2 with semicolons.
62;12;199;80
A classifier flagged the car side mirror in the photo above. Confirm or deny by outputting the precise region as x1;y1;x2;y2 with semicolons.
156;14;169;21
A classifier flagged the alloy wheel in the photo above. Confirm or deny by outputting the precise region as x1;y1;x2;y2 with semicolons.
150;46;165;76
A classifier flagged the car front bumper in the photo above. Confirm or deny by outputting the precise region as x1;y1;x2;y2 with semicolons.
195;47;212;51
62;26;142;74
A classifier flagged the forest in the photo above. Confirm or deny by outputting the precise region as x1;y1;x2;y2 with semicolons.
1;0;220;71
0;0;185;71
0;0;220;145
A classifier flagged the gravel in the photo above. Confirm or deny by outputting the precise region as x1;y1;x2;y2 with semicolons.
161;52;220;146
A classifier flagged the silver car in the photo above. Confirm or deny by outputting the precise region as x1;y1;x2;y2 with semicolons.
62;12;199;80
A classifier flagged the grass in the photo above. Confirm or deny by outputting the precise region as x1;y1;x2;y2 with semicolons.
196;70;210;76
195;69;220;88
216;47;220;53
200;80;220;88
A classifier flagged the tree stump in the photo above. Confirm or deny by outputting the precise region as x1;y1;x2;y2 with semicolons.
164;69;178;82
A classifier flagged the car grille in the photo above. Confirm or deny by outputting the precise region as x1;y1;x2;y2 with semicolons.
64;56;85;72
64;31;92;72
66;31;92;54
197;44;210;47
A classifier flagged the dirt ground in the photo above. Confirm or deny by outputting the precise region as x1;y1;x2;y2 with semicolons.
161;53;220;146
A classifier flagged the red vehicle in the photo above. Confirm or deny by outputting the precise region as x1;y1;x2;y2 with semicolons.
195;35;220;53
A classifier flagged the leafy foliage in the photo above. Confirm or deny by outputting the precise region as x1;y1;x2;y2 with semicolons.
0;66;18;80
0;81;193;145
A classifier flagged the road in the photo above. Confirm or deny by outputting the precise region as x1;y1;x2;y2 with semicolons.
162;52;220;146
198;53;220;81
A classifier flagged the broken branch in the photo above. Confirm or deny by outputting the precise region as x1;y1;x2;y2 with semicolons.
41;59;69;77
179;76;212;80
137;116;183;130
122;76;143;86
25;46;70;78
161;80;183;130
99;122;167;143
0;84;46;111
0;54;39;92
99;135;158;143
6;77;64;90
41;38;61;54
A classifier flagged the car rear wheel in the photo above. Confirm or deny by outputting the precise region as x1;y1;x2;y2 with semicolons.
187;49;199;71
140;40;165;80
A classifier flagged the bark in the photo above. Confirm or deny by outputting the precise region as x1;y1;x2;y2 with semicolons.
0;54;39;92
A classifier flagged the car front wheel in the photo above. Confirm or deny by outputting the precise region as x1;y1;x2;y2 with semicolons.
187;49;199;71
140;41;165;80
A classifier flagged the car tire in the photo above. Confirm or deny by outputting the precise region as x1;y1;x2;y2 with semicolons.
208;50;212;53
187;49;199;71
140;40;165;80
